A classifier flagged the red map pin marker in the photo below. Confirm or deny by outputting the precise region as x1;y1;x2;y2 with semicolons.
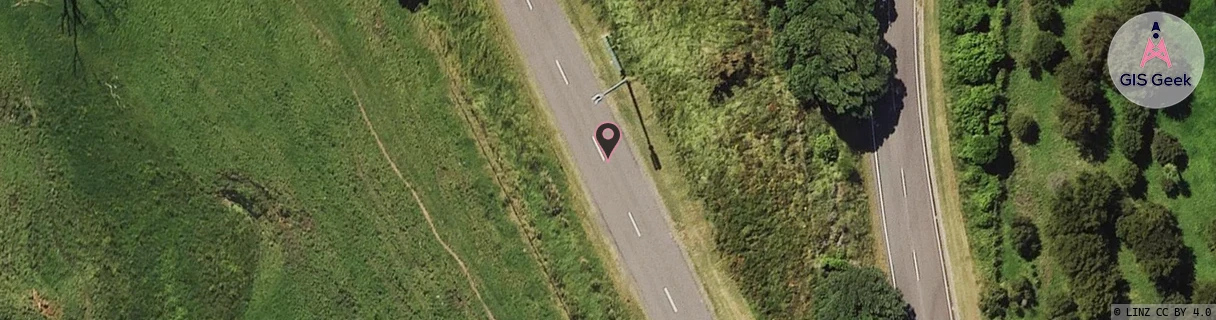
594;122;620;162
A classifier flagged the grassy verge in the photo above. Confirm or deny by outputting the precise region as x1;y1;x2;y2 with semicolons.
922;0;984;318
0;0;635;318
556;1;875;319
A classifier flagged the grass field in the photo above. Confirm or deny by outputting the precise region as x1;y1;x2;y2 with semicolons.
0;0;636;318
556;1;876;319
997;0;1216;316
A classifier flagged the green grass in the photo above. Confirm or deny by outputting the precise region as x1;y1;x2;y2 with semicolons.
0;0;634;318
997;0;1216;317
1151;0;1216;289
562;1;874;319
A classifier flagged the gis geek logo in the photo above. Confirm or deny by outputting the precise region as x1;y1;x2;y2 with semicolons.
1108;12;1205;109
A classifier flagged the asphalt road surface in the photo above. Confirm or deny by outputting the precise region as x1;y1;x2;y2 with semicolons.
872;1;958;319
495;0;714;319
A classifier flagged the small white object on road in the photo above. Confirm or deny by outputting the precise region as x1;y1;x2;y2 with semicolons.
628;212;642;237
593;136;606;162
555;60;569;85
525;0;533;10
664;287;679;313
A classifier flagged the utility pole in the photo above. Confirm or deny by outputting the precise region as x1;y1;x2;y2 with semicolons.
597;35;661;170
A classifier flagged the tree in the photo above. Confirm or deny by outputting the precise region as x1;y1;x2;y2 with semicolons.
1056;57;1102;103
1024;31;1066;75
1047;170;1122;236
1109;158;1144;196
1043;293;1080;320
1117;202;1185;286
946;2;991;34
1030;0;1063;33
1056;100;1103;157
1009;276;1037;309
980;283;1009;319
1152;130;1186;167
812;264;909;320
1079;12;1123;66
773;0;891;118
947;32;1005;85
1115;101;1151;160
1010;216;1042;260
959;133;1001;166
1009;112;1039;144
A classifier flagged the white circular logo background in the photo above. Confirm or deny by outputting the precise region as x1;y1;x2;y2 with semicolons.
1107;12;1204;109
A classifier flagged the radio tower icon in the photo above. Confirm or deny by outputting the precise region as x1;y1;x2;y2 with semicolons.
1141;21;1172;68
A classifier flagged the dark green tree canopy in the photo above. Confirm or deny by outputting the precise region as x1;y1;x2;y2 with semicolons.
772;0;892;118
812;264;909;320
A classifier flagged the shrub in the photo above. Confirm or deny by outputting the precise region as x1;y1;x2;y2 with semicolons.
1050;233;1124;319
1010;216;1042;260
1024;31;1065;74
1152;130;1186;167
1056;100;1103;156
946;1;991;34
959;133;1001;166
1115;101;1151;160
1030;0;1062;32
1057;57;1103;103
773;0;891;118
980;283;1009;319
1009;276;1037;309
1109;158;1144;196
1117;201;1185;286
1043;292;1080;320
812;264;909;320
947;32;1005;85
1047;170;1121;237
951;84;1003;137
962;169;1003;229
1079;12;1123;66
1009;112;1039;143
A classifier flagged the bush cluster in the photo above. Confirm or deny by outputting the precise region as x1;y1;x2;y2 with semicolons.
1047;170;1126;319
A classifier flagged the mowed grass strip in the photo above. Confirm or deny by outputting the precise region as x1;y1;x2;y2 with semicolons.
0;0;631;318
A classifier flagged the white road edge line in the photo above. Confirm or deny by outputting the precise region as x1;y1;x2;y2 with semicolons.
664;287;679;313
593;136;605;162
628;212;641;237
901;168;908;198
912;249;921;282
555;60;569;85
873;150;897;285
525;0;533;10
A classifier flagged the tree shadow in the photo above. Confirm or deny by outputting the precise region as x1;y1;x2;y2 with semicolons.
875;0;898;35
1157;246;1197;299
398;0;429;12
1161;95;1193;120
829;69;906;153
1153;0;1192;18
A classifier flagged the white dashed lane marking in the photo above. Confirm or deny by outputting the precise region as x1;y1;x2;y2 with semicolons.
555;60;569;85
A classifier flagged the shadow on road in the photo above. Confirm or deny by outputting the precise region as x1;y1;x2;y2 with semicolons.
830;0;905;153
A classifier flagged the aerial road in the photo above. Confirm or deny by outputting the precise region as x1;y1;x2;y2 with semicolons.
494;0;715;319
872;0;958;319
